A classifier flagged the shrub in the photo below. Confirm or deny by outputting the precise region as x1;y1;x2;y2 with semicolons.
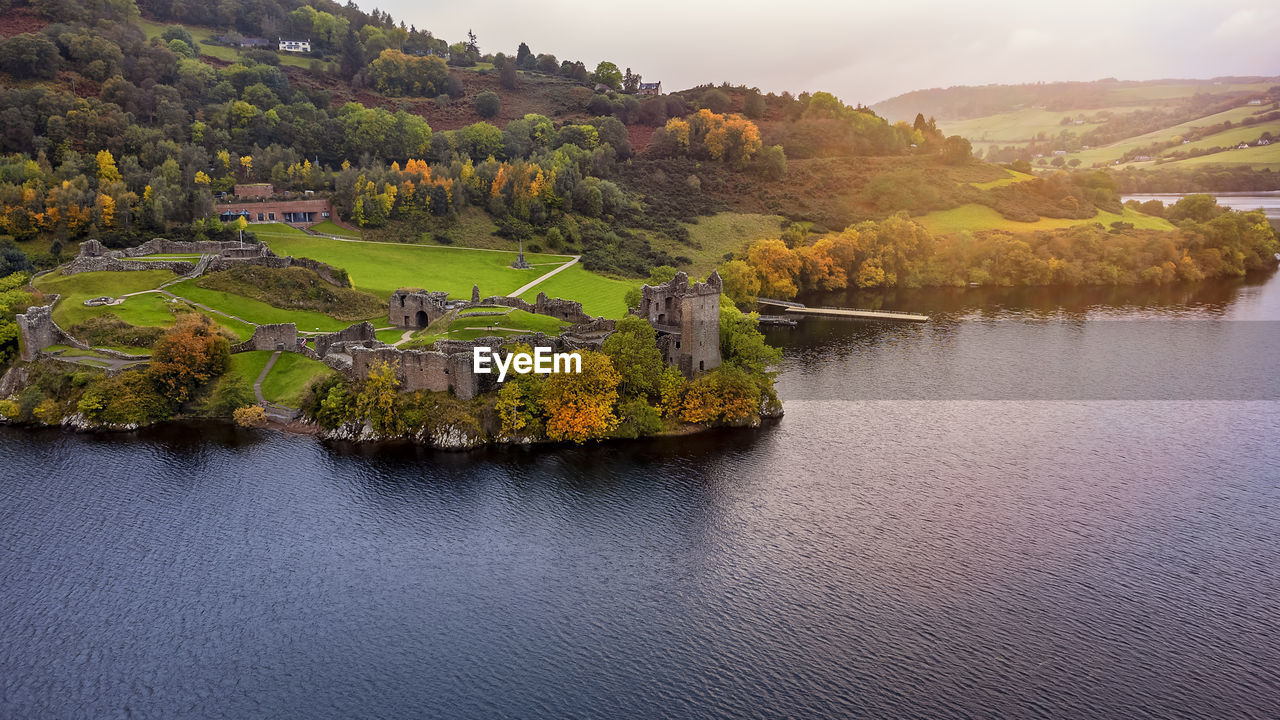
233;405;268;428
474;91;501;118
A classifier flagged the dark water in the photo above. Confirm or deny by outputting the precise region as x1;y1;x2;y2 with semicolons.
4;275;1280;719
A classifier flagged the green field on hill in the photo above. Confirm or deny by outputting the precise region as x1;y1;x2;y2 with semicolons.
1064;105;1275;168
137;18;332;70
915;204;1174;235
659;212;786;276
35;269;177;327
251;224;573;298
1151;142;1280;171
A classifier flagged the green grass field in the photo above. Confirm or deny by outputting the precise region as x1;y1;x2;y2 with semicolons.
1170;120;1280;155
970;169;1035;189
1150;142;1280;171
228;351;273;386
251;223;575;298
915;204;1175;235
1063;104;1275;168
518;264;635;318
656;212;786;275
308;220;360;238
167;279;371;331
259;352;334;407
34;269;178;327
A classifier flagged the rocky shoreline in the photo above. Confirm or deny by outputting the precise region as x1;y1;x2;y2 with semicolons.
0;402;784;451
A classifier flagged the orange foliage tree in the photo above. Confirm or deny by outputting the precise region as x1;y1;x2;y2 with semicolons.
540;350;621;443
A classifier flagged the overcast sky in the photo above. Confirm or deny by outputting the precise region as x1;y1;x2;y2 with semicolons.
374;0;1280;106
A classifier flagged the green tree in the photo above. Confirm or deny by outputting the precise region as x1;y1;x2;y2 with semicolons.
592;61;622;90
474;91;501;118
601;315;665;399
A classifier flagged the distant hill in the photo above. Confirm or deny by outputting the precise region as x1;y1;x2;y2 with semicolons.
873;78;1280;172
872;77;1279;122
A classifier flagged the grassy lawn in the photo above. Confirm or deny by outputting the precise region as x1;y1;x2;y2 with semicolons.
259;352;334;407
167;279;371;331
35;269;177;326
518;264;635;319
915;204;1175;235
308;220;360;238
252;223;574;298
132;254;204;261
375;328;405;344
228;351;273;386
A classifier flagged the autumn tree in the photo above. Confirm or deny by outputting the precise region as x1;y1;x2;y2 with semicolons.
540;350;620;442
147;314;231;405
747;238;800;299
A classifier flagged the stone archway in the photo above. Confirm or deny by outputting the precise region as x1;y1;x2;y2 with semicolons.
415;310;430;328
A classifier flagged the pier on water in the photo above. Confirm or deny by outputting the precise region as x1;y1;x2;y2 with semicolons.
756;298;929;323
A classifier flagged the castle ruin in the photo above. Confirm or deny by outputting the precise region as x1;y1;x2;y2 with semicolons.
633;271;722;376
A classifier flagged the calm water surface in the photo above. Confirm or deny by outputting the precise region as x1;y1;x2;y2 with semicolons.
1122;191;1280;220
3;273;1279;719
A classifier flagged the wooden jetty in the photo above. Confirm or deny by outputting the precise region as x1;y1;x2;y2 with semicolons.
757;298;928;322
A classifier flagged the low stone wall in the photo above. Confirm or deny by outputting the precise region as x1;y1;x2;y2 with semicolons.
121;238;265;257
61;255;196;276
313;321;376;358
474;292;590;324
15;304;88;362
231;323;302;353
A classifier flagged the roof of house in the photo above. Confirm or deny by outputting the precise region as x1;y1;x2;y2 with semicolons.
639;82;661;89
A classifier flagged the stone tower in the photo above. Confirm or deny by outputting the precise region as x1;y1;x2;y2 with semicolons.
634;271;722;376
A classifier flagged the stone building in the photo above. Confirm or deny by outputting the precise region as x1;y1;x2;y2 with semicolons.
389;289;450;328
634;271;722;376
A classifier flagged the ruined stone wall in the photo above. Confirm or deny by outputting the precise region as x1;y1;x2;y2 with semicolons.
389;290;449;328
231;323;301;353
16;304;87;361
121;238;266;257
350;346;480;400
313;321;376;358
476;294;589;324
61;255;196;276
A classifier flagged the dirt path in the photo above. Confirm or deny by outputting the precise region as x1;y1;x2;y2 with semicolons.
253;351;281;405
391;329;415;347
509;255;580;297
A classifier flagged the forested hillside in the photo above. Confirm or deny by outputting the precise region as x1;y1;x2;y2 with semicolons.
0;0;1275;299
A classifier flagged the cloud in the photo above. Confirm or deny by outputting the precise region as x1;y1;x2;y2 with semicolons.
375;0;1280;104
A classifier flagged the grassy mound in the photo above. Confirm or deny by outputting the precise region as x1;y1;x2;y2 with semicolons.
195;265;383;322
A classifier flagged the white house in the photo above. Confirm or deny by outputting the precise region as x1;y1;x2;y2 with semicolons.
279;38;311;53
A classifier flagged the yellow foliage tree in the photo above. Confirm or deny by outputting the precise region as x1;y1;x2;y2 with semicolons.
541;351;621;443
746;238;800;299
96;150;121;185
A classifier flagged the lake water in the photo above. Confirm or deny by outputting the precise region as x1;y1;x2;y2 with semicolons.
3;273;1279;719
1123;191;1280;220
